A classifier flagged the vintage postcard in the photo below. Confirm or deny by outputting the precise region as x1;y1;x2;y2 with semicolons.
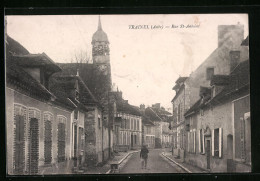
5;14;249;175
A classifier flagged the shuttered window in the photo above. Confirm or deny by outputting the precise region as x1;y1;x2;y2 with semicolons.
212;128;222;158
43;113;53;164
57;116;66;162
28;108;40;174
13;104;27;175
199;129;205;154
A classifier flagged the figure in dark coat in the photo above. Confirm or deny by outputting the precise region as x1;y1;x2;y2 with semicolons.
140;145;149;169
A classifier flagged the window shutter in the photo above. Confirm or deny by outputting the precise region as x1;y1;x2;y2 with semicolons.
219;128;222;158
194;131;196;153
212;129;214;156
187;132;190;152
202;130;205;154
198;130;201;153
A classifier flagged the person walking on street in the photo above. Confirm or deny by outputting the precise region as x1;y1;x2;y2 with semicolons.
140;145;149;169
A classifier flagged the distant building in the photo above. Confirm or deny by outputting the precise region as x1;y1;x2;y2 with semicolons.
112;91;142;151
144;104;172;148
140;104;155;149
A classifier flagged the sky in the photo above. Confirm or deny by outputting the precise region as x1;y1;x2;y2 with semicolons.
6;14;248;111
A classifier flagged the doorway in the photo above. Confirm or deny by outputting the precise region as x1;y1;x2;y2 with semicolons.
206;139;210;170
227;134;235;172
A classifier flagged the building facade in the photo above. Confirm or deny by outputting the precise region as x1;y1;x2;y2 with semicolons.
5;36;75;175
171;24;249;164
112;91;142;151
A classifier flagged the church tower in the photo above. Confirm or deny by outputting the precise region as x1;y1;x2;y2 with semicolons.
92;16;111;76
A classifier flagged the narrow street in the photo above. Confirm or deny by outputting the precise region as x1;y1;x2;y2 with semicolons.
120;149;186;173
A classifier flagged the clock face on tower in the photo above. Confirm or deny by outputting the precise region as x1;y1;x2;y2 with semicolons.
99;64;107;72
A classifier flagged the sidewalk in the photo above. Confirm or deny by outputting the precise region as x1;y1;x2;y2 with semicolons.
39;150;139;175
162;151;209;173
86;150;139;174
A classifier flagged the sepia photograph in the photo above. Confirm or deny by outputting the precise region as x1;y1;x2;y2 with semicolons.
5;14;250;175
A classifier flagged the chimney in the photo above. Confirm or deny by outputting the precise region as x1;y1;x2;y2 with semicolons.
140;104;145;113
152;103;160;109
230;50;240;72
218;24;244;48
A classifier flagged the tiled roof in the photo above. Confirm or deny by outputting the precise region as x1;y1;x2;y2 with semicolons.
175;77;188;84
184;60;250;117
5;35;75;110
241;36;249;46
6;35;30;56
57;63;111;102
6;60;54;100
210;60;249;103
49;75;99;108
11;53;61;73
142;116;155;126
144;107;171;122
210;75;230;86
116;101;142;116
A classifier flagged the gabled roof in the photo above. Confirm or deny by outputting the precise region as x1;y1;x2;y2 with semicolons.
49;75;99;108
6;60;55;100
11;53;61;73
6;35;30;56
144;107;172;122
142;116;155;126
184;60;250;117
5;35;75;110
57;63;111;102
210;60;249;103
116;100;142;117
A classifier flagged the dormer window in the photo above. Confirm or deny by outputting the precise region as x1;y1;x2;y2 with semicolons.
206;67;214;80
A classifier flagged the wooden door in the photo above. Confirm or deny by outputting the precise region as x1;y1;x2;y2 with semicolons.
14;115;25;174
29;118;39;174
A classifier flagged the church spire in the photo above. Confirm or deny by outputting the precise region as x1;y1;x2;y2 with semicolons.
98;15;102;30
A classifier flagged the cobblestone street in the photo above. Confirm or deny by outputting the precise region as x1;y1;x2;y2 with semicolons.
120;149;186;173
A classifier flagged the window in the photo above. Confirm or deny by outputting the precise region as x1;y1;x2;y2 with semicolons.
74;110;78;120
126;119;130;129
188;130;196;153
206;67;214;80
98;115;101;128
212;128;222;158
177;104;181;123
200;109;204;116
137;120;139;130
180;129;185;149
199;129;205;154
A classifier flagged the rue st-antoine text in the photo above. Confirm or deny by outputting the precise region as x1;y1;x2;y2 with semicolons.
128;24;200;30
